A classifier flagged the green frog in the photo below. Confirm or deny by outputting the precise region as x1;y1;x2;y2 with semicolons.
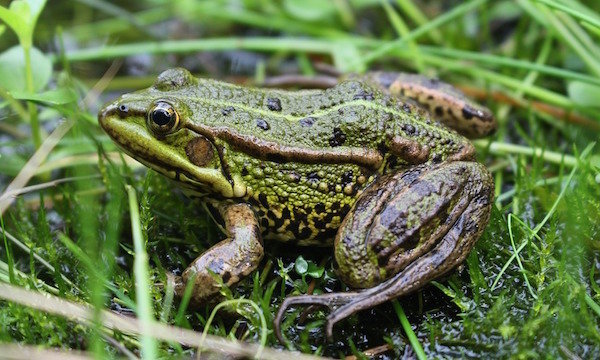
98;68;495;341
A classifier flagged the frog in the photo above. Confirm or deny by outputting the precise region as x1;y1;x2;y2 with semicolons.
98;68;495;341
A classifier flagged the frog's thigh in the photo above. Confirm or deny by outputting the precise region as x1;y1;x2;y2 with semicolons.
177;203;263;304
275;162;493;341
366;71;496;138
336;161;493;290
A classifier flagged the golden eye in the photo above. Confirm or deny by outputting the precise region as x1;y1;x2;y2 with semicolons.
147;101;179;135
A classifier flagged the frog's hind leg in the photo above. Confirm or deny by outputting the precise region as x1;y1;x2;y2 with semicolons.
174;203;264;304
274;161;493;341
366;72;497;138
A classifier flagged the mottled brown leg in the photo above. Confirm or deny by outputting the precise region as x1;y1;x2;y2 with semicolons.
175;203;263;304
274;162;493;342
365;71;497;138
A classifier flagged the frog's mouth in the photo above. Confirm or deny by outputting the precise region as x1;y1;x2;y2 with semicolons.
99;103;238;198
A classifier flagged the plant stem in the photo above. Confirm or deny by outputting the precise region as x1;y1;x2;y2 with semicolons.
23;45;41;149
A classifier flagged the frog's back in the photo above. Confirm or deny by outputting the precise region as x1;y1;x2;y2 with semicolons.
158;75;468;160
170;78;469;245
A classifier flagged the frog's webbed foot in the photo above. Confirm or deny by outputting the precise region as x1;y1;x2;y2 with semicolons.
275;162;494;343
175;203;263;305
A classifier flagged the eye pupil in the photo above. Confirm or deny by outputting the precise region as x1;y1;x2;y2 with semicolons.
152;108;172;126
147;101;179;135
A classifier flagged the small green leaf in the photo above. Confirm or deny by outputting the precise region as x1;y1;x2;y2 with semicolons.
11;88;78;105
0;0;47;47
306;262;324;278
0;45;52;92
294;256;308;275
0;6;25;36
567;81;600;107
9;0;46;28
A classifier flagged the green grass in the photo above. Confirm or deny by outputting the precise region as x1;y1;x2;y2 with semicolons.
1;0;600;358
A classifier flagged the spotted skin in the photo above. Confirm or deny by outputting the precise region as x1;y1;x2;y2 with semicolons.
98;68;496;341
364;71;497;138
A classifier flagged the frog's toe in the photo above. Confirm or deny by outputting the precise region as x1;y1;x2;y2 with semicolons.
274;291;365;343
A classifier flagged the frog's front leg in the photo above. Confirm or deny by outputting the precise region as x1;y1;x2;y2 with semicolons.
274;161;493;341
175;203;263;304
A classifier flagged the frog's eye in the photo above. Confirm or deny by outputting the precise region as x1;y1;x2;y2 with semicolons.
148;101;179;136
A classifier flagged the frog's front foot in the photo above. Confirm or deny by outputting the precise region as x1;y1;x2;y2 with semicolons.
175;203;264;304
275;161;494;342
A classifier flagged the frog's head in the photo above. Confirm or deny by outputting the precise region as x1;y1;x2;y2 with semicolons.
98;68;244;198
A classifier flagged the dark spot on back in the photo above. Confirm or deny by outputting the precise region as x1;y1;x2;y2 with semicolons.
402;124;416;135
427;78;440;87
288;172;300;183
256;118;270;130
307;172;320;183
241;167;249;176
299;117;315;127
353;90;375;101
402;104;411;113
221;106;235;116
329;127;347;147
331;201;340;210
266;98;282;111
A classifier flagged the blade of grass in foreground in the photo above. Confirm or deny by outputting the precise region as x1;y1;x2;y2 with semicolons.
126;185;158;360
393;300;427;360
0;283;325;360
